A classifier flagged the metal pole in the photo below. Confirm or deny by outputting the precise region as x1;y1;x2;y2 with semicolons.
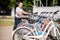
40;0;41;7
34;0;35;6
37;0;38;7
53;0;54;6
40;0;43;7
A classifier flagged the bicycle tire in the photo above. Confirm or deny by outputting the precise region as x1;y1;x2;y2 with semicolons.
12;27;35;40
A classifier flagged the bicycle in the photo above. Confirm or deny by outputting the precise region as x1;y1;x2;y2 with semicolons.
12;10;60;40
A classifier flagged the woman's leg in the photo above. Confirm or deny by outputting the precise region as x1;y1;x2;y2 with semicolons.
13;17;22;30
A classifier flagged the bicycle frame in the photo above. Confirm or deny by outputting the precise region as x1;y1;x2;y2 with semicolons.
18;19;60;40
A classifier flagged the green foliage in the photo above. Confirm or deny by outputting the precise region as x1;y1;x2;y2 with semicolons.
0;0;33;9
27;2;33;6
0;18;14;26
8;0;16;9
23;0;33;7
50;0;58;6
0;0;10;7
0;0;16;9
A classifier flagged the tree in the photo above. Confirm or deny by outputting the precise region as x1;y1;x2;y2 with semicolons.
22;0;33;7
50;0;58;6
8;0;16;9
0;0;10;8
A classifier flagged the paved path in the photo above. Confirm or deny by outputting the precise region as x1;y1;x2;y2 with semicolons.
0;26;13;40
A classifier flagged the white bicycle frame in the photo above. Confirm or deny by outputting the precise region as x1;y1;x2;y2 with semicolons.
22;20;60;40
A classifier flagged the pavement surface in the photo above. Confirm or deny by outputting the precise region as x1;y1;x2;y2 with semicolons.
0;26;13;40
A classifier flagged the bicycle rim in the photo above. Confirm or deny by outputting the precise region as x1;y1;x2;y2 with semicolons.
12;27;34;40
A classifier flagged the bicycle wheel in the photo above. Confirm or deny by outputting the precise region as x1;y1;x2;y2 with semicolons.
12;27;35;40
48;27;60;40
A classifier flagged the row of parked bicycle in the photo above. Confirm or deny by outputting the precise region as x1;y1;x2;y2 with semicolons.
12;11;60;40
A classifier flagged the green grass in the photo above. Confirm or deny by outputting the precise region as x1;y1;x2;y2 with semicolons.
0;19;14;26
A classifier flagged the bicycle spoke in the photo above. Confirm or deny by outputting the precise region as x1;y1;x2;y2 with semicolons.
13;28;34;40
